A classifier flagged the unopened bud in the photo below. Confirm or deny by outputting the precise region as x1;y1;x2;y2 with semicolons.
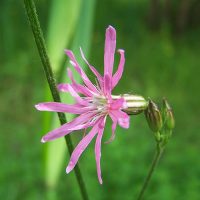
162;98;175;130
145;99;163;132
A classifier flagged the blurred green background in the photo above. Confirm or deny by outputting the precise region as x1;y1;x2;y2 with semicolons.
1;0;200;199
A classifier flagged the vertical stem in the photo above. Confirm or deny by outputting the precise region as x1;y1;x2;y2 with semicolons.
24;1;89;200
137;144;164;200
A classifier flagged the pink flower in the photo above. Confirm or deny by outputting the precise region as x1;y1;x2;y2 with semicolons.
35;26;130;184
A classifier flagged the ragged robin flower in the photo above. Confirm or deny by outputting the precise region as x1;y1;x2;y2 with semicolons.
35;26;147;184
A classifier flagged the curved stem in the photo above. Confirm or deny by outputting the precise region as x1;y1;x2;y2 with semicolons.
24;1;89;200
137;144;164;200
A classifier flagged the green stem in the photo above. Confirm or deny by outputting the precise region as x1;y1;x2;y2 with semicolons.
137;143;164;200
24;1;89;200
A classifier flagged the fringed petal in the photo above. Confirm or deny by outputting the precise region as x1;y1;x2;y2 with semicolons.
110;97;127;110
112;49;125;88
105;114;117;144
67;68;94;97
110;110;130;129
104;73;112;101
104;26;116;78
35;102;93;114
65;50;98;93
80;47;103;88
66;119;102;173
41;112;96;142
67;84;89;106
95;118;106;184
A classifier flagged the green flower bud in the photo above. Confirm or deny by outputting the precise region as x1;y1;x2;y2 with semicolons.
162;98;175;130
145;99;163;132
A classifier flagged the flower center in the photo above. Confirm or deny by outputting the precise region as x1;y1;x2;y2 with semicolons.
92;95;108;112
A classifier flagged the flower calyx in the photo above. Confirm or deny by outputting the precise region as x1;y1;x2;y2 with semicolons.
145;99;163;133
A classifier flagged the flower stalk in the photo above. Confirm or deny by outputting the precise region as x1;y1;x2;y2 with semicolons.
137;142;164;200
24;0;89;199
137;98;175;200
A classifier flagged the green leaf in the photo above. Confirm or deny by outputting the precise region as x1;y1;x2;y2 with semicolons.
44;0;96;190
46;0;81;72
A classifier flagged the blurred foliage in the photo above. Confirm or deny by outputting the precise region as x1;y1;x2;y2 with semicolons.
0;0;200;200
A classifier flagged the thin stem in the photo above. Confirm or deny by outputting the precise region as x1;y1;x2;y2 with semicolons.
24;1;89;200
137;143;164;200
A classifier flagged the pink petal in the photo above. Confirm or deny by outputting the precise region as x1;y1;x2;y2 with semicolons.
58;82;93;97
105;114;117;144
112;49;125;88
104;26;116;78
110;110;130;129
35;102;93;114
80;47;103;88
65;50;98;93
57;83;69;92
67;84;89;106
66;119;102;173
67;68;94;97
67;119;98;131
41;112;96;142
110;97;127;110
95;118;106;184
104;73;112;101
